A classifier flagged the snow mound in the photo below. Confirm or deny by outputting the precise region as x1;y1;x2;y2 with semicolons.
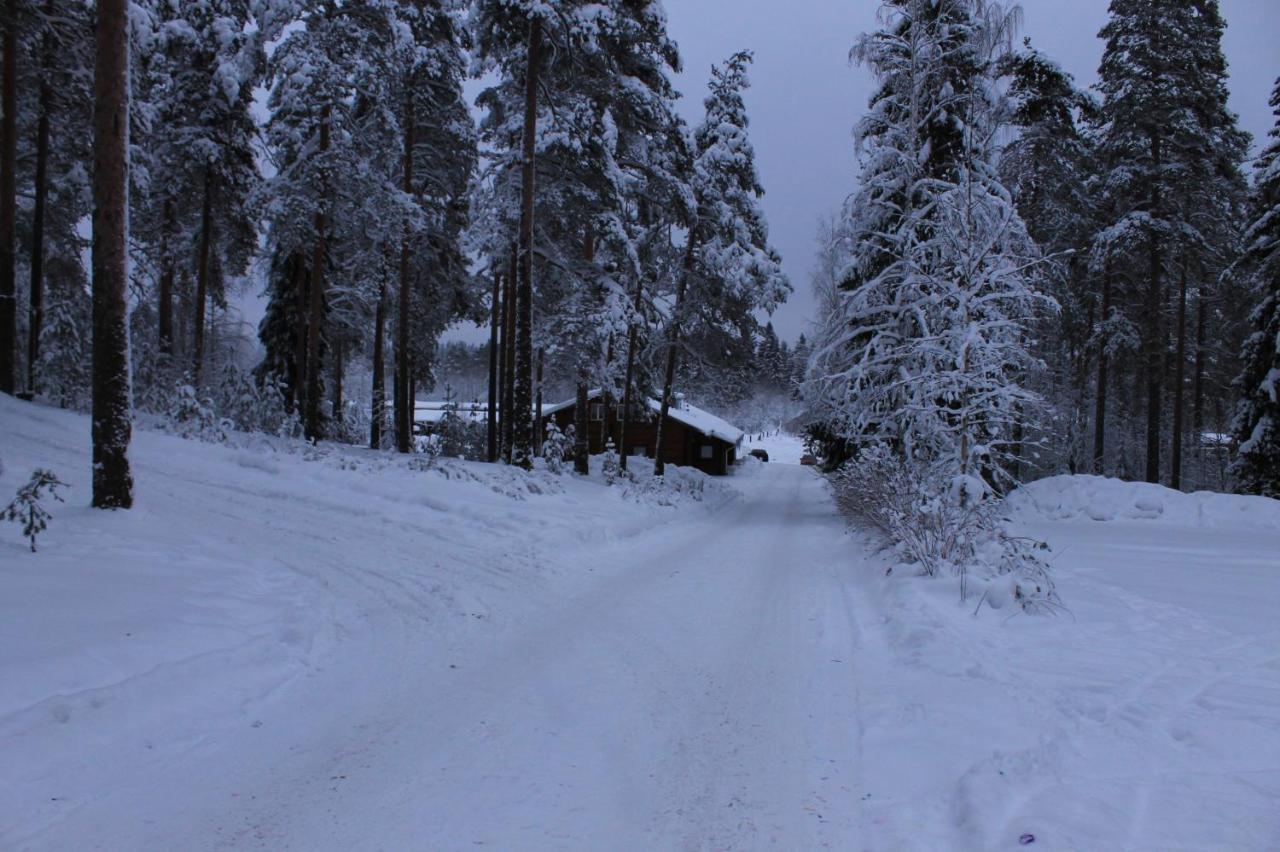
1007;474;1280;531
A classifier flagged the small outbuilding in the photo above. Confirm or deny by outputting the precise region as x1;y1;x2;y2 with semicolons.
541;389;744;476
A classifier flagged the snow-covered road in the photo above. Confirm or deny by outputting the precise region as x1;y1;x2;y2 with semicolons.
5;397;1279;850
190;463;865;850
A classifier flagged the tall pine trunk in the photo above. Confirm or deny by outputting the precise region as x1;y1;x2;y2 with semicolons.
1144;130;1163;484
158;199;175;357
573;379;589;475
618;272;644;471
371;275;387;449
1093;266;1113;473
332;337;344;425
535;347;544;451
291;257;307;411
653;233;697;476
303;106;330;442
486;268;500;461
511;15;542;470
26;43;51;395
1171;256;1188;489
501;245;516;461
91;0;133;508
395;89;414;453
0;10;16;395
192;168;214;385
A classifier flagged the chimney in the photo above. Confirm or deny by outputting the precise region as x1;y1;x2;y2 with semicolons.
674;392;686;409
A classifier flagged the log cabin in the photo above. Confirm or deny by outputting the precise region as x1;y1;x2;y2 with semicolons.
541;389;743;476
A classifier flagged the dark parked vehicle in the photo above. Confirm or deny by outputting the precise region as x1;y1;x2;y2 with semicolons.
800;453;818;466
749;449;769;462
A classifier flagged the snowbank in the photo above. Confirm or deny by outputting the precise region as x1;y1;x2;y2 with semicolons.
1007;473;1280;530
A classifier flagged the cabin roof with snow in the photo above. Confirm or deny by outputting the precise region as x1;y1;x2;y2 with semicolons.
542;390;744;447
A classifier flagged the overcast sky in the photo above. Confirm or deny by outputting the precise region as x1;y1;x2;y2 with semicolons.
661;0;1280;343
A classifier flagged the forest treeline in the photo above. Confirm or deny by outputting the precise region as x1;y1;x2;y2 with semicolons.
0;0;793;504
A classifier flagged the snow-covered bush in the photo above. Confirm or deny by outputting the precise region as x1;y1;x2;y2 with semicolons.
4;469;68;552
216;369;301;439
164;384;231;444
832;446;1059;614
329;401;371;446
541;422;571;474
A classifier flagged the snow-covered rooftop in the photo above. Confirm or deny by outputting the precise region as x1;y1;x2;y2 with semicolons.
543;390;744;446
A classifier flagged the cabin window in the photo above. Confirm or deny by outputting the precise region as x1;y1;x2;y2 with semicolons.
590;403;604;421
699;445;714;460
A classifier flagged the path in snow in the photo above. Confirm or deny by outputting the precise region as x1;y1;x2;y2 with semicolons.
201;463;866;850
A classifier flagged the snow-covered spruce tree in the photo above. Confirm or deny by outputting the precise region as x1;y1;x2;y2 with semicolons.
139;0;263;388
997;41;1099;476
1092;0;1249;486
807;0;1048;489
653;50;789;476
1229;78;1280;497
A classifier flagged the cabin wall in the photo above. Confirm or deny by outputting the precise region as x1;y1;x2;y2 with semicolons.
542;403;737;475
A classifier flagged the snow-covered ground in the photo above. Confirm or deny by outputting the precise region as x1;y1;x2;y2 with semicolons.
2;397;1278;849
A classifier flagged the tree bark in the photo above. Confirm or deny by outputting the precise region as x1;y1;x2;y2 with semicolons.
1170;256;1188;490
1093;265;1113;474
291;256;307;411
332;337;344;425
618;272;645;471
371;275;387;449
654;235;698;477
303;106;330;442
26;43;51;394
157;198;175;357
0;9;17;395
535;346;544;452
511;15;542;469
1144;129;1163;484
487;268;500;462
191;168;213;385
91;0;133;508
573;379;589;475
395;88;414;453
501;245;516;461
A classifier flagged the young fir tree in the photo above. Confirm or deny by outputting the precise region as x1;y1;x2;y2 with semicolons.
1229;78;1280;497
806;0;1047;487
653;50;788;476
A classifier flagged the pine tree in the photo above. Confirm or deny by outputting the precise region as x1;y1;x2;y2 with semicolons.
1230;78;1280;496
91;0;133;508
653;50;788;475
1093;0;1248;485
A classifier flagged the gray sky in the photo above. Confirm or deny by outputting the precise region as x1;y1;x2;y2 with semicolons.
663;0;1280;343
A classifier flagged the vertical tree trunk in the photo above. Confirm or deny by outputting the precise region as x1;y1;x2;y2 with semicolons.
534;346;544;452
395;89;415;453
157;199;175;357
486;269;500;461
1192;285;1206;479
653;234;697;476
618;272;645;471
0;9;17;395
511;15;542;470
192;168;213;385
371;276;387;449
573;379;589;475
1093;266;1113;474
1144;130;1163;484
332;337;344;426
303;106;330;442
26;48;51;394
91;0;133;508
292;257;307;411
1171;256;1189;490
501;246;516;461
